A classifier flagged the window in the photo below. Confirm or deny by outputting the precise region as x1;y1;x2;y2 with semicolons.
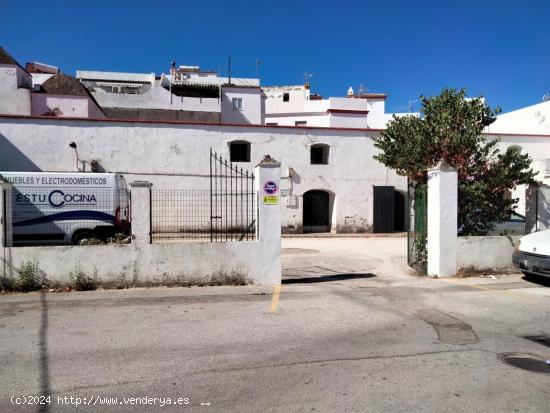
266;122;278;126
229;140;251;162
295;121;307;127
310;144;329;165
283;93;290;102
232;97;243;110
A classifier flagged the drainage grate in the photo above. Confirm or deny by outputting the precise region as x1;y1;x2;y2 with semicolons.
523;335;550;348
500;353;550;374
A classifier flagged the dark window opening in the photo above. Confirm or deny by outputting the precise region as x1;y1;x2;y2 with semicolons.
229;141;251;162
310;144;329;165
283;93;290;102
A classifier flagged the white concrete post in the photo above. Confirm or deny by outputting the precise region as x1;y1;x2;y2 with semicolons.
255;155;282;285
427;161;458;277
129;181;153;245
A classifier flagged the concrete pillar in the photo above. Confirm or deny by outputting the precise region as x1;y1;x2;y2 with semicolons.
255;155;282;285
129;181;152;245
427;161;458;277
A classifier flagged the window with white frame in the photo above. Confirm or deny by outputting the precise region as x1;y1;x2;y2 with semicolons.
232;97;243;110
295;121;307;127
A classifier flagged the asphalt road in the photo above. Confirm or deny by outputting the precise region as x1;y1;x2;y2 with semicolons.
1;236;549;412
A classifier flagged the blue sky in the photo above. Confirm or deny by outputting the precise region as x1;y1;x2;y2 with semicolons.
1;0;548;113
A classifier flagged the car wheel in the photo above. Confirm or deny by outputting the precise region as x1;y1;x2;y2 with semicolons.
71;230;95;245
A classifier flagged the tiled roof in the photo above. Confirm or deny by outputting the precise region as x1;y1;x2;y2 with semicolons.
0;46;20;66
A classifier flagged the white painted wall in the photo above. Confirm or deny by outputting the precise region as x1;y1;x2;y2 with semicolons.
0;240;279;285
31;94;106;118
262;86;387;128
90;85;220;113
457;236;520;272
0;116;407;233
264;114;330;127
494;135;550;185
221;87;262;125
486;100;550;135
0;65;31;116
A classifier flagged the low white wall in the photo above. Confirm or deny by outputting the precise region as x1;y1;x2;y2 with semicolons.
0;241;277;286
457;236;520;272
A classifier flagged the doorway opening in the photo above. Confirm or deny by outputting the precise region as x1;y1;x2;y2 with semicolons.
303;190;330;233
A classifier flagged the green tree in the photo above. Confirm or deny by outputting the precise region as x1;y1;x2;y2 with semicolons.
373;88;536;235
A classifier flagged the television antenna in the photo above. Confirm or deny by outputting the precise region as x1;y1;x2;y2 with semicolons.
304;72;314;84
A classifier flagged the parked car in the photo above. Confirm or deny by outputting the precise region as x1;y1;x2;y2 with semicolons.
512;230;550;278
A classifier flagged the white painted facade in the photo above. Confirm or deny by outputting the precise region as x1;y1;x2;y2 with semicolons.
486;100;550;135
221;86;263;125
0;65;31;116
31;94;105;118
87;81;221;113
77;70;220;114
262;85;388;128
0;116;407;233
76;68;262;123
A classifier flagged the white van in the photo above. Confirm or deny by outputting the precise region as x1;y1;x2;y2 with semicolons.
0;172;130;245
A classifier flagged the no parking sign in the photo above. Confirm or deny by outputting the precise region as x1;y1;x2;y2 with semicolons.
263;180;279;205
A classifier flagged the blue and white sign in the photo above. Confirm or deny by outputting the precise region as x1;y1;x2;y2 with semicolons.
263;180;278;195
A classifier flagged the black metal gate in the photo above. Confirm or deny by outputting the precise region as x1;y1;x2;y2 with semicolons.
209;149;256;241
373;186;395;233
303;190;330;233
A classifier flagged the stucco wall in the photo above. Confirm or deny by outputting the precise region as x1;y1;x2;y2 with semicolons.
495;135;550;185
31;94;91;117
486;101;550;135
1;241;277;285
264;113;330;127
91;86;221;113
457;236;520;272
221;87;262;125
0;116;406;233
0;66;31;116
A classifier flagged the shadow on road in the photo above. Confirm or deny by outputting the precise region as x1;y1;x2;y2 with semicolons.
282;273;376;284
522;274;550;287
39;290;51;413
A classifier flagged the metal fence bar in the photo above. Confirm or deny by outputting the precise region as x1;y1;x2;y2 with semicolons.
152;150;256;243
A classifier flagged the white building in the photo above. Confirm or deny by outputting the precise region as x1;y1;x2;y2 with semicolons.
0;47;32;116
262;84;389;129
1;46;549;233
77;65;263;124
0;116;408;233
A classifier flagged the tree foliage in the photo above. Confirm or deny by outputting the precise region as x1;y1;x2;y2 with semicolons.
373;88;536;235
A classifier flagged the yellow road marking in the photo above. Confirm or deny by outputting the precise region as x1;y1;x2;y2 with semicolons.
270;285;282;313
444;278;537;303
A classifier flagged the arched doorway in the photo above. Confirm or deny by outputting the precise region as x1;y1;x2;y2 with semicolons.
303;190;330;233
